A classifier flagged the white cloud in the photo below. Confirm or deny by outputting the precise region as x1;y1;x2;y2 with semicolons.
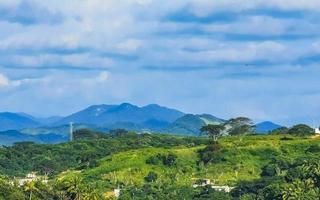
117;39;143;52
97;71;109;82
0;73;10;87
0;72;46;88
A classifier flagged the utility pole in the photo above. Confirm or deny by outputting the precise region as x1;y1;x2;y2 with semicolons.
69;122;73;142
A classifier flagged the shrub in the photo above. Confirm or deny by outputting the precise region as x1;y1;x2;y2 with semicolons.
280;136;293;141
270;127;289;135
144;171;158;183
146;153;177;167
306;144;320;153
145;154;163;165
198;142;222;164
163;153;177;167
261;164;278;177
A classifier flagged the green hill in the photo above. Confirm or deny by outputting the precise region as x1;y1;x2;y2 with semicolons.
163;114;225;136
60;135;320;190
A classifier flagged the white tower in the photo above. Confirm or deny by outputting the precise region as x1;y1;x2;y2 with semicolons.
69;122;74;141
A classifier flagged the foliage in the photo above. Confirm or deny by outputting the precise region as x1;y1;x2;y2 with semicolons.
287;124;315;136
0;131;319;199
0;131;207;177
146;153;177;167
194;186;233;200
270;127;289;135
144;171;158;183
198;142;222;164
225;117;255;136
200;124;224;141
232;158;320;200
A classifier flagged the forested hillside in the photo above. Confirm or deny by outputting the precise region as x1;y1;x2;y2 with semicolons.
0;129;319;199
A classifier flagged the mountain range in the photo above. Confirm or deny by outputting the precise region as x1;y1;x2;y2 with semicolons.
0;103;283;145
0;112;41;131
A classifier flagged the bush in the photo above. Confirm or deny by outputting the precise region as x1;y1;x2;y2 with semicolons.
144;171;158;182
280;136;293;141
194;186;233;200
198;142;222;164
306;144;320;153
270;127;289;135
146;153;177;167
145;154;163;165
261;164;278;177
163;153;177;167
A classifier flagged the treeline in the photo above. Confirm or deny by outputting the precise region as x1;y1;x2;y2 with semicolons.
0;129;207;177
200;117;317;141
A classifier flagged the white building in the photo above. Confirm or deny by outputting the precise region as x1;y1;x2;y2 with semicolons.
211;186;235;193
192;179;234;193
14;172;48;186
315;127;320;134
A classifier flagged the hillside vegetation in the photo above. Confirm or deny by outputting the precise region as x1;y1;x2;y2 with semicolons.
0;129;319;199
65;135;320;188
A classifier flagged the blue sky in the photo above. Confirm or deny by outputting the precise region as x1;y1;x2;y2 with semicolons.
0;0;320;126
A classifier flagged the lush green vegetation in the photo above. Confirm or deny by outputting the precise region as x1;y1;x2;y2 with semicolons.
0;128;319;199
0;129;207;177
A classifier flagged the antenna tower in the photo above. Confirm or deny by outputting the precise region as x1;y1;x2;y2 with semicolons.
69;122;74;142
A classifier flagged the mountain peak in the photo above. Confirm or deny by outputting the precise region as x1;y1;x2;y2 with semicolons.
0;112;40;131
119;102;136;108
255;121;283;134
56;103;185;126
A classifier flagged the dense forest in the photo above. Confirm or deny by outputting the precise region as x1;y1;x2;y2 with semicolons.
0;123;319;199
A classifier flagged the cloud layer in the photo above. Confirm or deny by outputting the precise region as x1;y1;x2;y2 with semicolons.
1;0;320;126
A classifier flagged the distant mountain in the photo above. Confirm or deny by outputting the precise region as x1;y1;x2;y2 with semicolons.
0;130;67;146
255;121;283;134
20;123;108;136
0;112;41;131
35;116;64;125
163;114;225;136
56;103;185;127
0;103;227;141
18;113;63;125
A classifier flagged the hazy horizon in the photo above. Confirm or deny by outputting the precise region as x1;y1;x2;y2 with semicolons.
1;1;320;126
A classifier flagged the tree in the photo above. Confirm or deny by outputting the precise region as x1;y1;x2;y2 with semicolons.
225;117;255;136
200;124;224;141
24;181;39;200
287;124;315;136
83;185;102;200
64;175;84;200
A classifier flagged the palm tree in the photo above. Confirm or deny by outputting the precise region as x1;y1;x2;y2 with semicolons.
83;188;101;200
65;175;84;200
24;181;39;200
302;160;320;187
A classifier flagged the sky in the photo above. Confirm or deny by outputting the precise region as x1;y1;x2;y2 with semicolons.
0;0;320;126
